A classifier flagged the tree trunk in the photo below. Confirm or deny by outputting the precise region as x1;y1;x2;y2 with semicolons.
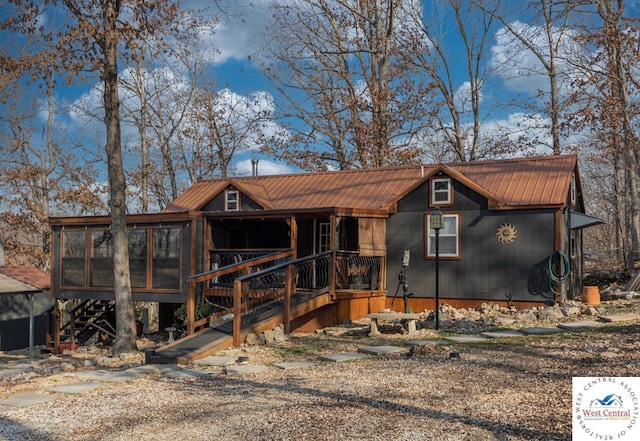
102;0;137;355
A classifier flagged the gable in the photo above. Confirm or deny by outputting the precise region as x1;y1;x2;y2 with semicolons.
161;155;579;214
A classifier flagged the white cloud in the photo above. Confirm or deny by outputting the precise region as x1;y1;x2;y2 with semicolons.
234;158;293;176
490;21;581;97
454;82;482;114
184;0;272;65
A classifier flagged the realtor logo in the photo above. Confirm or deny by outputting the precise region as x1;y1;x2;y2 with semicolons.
573;377;640;440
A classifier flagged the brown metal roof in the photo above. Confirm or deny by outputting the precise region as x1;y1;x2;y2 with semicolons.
162;155;578;214
0;266;50;293
163;167;426;213
452;155;577;207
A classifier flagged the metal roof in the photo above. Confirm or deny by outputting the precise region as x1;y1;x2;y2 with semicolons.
0;266;50;294
162;154;578;214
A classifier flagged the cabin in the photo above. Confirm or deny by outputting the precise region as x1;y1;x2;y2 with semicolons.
48;154;601;360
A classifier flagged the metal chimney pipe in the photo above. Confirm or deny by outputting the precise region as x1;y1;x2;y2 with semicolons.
251;159;259;176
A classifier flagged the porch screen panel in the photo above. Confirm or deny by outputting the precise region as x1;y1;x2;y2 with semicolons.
129;229;147;288
62;230;86;286
90;230;114;287
152;227;181;289
358;218;387;256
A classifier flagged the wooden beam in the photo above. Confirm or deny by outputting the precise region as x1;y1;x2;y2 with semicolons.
233;279;242;347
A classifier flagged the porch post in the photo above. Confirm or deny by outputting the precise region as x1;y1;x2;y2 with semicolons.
288;216;298;258
186;280;195;335
233;279;242;346
283;264;293;333
329;215;337;295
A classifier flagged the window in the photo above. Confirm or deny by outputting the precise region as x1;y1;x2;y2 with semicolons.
152;228;181;289
318;222;331;252
129;229;147;288
425;213;459;258
431;178;452;205
90;230;114;287
570;174;577;206
60;225;180;291
89;229;148;288
62;230;86;286
225;190;239;211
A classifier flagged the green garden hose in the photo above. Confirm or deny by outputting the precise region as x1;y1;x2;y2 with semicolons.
547;250;570;292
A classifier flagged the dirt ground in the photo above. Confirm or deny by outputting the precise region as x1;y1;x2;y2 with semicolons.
0;300;639;441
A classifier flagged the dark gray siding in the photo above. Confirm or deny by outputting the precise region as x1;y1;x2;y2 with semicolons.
387;179;557;302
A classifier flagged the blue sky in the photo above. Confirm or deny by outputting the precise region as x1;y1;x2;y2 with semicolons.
8;0;640;181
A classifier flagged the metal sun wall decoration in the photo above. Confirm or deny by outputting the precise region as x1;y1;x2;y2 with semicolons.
496;223;517;244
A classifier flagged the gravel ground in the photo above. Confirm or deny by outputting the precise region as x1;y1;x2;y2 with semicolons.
1;301;639;441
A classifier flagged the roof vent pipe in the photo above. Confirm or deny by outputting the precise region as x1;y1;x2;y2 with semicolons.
251;159;259;176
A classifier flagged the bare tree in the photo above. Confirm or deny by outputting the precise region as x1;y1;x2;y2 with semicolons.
257;0;433;170
0;12;104;270
569;0;640;269
403;0;499;161
476;0;578;155
2;0;188;354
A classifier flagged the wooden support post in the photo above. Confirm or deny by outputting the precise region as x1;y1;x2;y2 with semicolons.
54;301;60;353
69;311;76;346
329;215;337;296
233;279;242;347
187;280;195;335
287;216;298;259
283;264;293;334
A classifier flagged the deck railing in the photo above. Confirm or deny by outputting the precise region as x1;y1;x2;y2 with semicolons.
188;249;383;343
335;252;382;290
232;251;332;345
187;249;295;334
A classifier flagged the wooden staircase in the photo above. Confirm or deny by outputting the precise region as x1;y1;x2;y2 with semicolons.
60;299;116;347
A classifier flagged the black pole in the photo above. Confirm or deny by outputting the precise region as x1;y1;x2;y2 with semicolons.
435;229;440;330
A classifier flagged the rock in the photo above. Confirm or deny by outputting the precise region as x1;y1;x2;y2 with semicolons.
272;326;289;343
245;333;258;345
454;319;479;330
562;306;581;317
408;343;446;357
263;329;276;344
60;362;75;372
492;317;517;327
515;311;538;323
580;306;599;316
538;307;566;321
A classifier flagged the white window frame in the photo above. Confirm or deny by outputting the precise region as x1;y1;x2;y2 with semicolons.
431;178;452;205
318;222;331;252
225;190;239;211
570;174;577;205
426;213;459;258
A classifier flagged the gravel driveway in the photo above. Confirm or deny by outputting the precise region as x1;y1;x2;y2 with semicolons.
1;309;639;440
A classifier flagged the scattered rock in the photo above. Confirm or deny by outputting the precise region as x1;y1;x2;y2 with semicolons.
245;333;258;345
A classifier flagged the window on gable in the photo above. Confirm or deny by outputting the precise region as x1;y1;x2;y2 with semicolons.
225;190;239;211
425;213;460;258
570;174;577;206
431;178;452;205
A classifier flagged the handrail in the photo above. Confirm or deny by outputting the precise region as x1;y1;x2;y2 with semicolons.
186;249;295;333
235;250;332;282
189;249;295;284
232;251;332;345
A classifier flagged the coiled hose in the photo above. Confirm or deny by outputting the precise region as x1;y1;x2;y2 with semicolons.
547;250;570;292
